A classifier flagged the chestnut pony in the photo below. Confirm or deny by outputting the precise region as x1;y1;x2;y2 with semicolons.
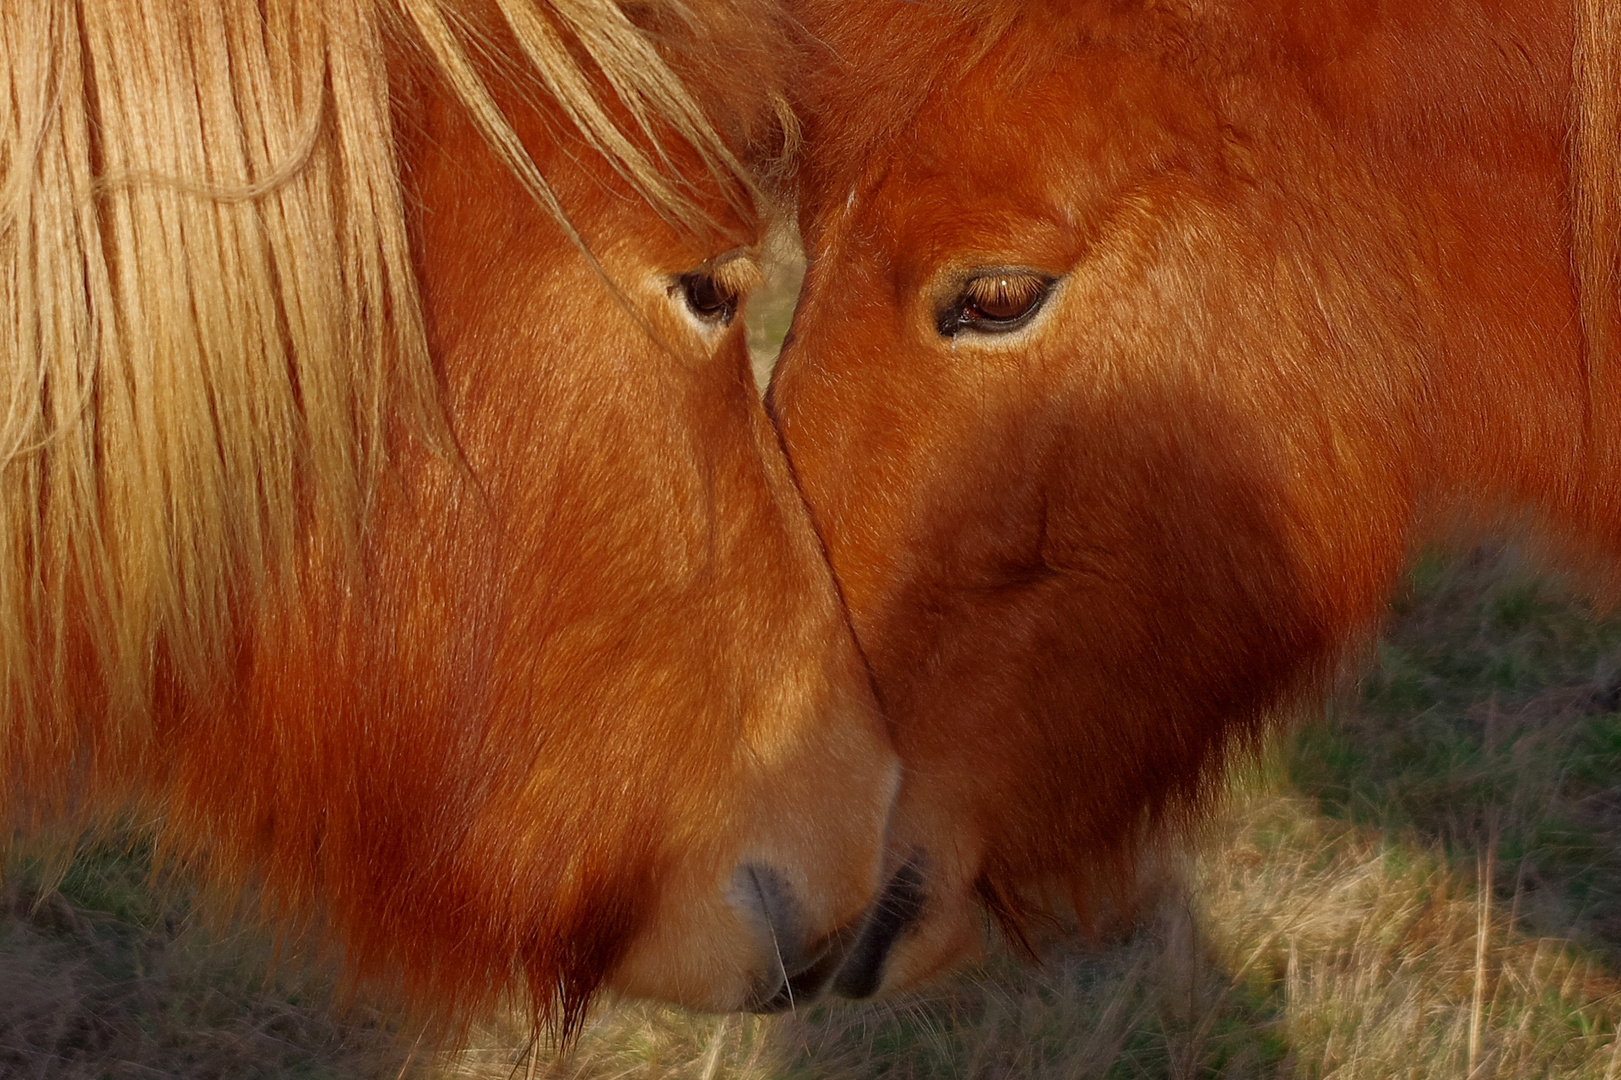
1;0;898;1031
771;0;1621;996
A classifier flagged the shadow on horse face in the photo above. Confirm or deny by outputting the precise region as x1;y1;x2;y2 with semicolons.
4;0;899;1027
772;0;1593;996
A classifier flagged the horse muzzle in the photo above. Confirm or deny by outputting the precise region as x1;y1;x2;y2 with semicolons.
735;862;855;1012
741;853;929;1011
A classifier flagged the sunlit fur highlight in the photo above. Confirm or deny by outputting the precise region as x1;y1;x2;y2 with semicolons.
707;250;768;297
1574;0;1621;483
773;0;1621;989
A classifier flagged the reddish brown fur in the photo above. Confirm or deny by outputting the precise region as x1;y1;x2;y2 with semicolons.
772;0;1614;989
12;0;899;1034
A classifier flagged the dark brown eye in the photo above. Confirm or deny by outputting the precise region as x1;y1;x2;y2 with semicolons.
938;272;1055;337
678;271;740;325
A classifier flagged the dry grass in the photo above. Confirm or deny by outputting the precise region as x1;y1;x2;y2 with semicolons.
0;843;417;1078
8;263;1621;1076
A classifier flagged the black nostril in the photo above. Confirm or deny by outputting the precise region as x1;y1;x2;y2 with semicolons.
739;864;803;965
832;855;927;1000
734;863;823;1010
749;937;846;1014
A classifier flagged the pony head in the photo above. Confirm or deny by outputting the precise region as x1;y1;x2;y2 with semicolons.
1;0;899;1029
772;0;1595;994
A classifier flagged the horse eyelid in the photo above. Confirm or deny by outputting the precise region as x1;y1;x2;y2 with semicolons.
936;273;1057;338
705;252;764;297
964;274;1048;311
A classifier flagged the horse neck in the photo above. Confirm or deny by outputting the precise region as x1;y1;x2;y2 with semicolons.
1237;0;1618;567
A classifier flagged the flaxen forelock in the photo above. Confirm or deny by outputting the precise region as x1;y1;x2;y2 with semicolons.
0;0;777;774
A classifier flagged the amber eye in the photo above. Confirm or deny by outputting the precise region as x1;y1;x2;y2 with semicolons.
938;272;1055;337
678;271;740;325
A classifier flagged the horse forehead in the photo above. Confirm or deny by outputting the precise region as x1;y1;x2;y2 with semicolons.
805;45;1191;255
807;130;1092;286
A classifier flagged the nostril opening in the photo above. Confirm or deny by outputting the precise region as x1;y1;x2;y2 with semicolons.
832;855;927;1000
740;863;803;962
733;862;812;1008
750;937;847;1014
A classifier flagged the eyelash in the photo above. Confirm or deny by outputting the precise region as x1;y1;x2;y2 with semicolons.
936;274;1056;338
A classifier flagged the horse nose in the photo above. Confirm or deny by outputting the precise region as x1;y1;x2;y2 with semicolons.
830;856;927;1000
736;855;930;1008
733;863;845;1011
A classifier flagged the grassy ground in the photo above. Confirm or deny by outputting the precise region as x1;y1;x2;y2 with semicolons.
0;841;418;1077
8;264;1621;1076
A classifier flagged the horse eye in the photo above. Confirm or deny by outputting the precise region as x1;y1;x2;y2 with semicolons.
938;273;1055;337
678;271;739;325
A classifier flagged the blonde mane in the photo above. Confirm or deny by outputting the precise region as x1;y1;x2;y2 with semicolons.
0;0;770;758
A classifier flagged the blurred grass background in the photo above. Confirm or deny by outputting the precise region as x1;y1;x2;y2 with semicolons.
7;260;1621;1077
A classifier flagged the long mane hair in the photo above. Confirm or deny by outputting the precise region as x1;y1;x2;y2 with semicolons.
0;0;776;796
